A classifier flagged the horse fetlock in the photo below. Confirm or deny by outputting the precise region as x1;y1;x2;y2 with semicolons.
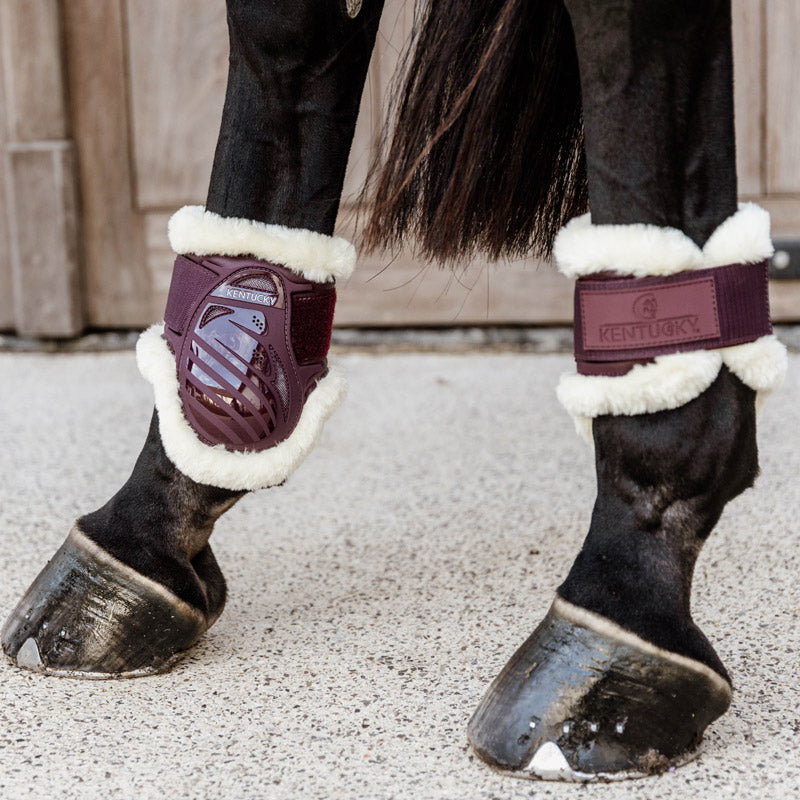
77;410;241;612
2;409;236;678
555;204;786;441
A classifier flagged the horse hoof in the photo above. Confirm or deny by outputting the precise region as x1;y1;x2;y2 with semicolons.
467;596;732;781
1;527;214;678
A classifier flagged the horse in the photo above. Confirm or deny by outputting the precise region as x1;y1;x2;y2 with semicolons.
1;0;786;782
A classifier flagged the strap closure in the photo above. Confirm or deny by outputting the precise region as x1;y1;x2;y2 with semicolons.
574;261;772;375
164;255;223;336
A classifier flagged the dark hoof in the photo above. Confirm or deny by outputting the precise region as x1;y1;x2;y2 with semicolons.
468;596;732;781
2;527;218;678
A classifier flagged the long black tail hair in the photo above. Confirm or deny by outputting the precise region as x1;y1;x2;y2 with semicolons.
362;0;587;263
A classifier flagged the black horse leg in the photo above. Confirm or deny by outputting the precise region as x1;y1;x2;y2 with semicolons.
469;0;785;779
557;0;740;670
206;0;384;234
2;0;384;677
566;0;738;243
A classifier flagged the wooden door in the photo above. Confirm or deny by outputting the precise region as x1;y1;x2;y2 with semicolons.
0;0;798;336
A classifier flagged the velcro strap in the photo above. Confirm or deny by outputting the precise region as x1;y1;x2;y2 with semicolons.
164;255;222;335
574;261;772;375
290;289;336;365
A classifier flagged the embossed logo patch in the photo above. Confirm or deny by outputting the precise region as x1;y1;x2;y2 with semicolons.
580;277;721;351
633;293;658;320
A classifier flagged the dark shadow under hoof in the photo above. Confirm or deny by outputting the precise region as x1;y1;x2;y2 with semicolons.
1;527;224;678
467;596;732;781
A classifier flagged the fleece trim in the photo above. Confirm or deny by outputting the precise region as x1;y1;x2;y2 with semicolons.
718;334;788;393
168;206;356;284
720;334;789;416
554;203;773;279
136;324;346;491
557;350;724;420
558;335;787;445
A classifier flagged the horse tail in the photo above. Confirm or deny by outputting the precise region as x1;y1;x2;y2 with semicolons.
361;0;587;263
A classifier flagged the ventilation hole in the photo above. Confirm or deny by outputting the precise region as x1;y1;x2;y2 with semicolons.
237;378;277;434
185;380;226;416
269;345;289;420
265;391;277;433
199;304;234;329
233;275;277;293
251;344;268;374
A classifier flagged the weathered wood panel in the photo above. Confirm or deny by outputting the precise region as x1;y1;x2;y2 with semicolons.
62;1;150;327
126;0;228;210
339;60;381;207
766;0;800;194
0;0;68;141
768;280;800;322
1;0;83;336
732;0;764;196
143;212;174;321
0;37;14;330
748;195;800;237
337;253;573;326
6;145;83;336
340;0;416;208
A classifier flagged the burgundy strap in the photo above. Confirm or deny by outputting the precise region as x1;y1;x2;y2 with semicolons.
574;261;772;375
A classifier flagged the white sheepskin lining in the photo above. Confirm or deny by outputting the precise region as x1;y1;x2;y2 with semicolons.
558;335;787;444
557;350;724;420
554;202;773;279
168;205;356;284
553;204;787;444
136;324;347;491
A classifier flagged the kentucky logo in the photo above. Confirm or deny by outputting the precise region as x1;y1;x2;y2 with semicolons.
224;287;277;306
579;276;720;351
633;293;658;320
598;315;701;344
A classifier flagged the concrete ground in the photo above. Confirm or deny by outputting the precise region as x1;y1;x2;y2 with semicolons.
0;346;797;800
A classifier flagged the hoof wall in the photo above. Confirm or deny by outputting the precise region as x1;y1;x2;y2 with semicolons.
468;596;732;781
2;527;210;678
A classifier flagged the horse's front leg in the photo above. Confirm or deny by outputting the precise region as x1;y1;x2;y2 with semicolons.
2;0;385;677
469;0;786;779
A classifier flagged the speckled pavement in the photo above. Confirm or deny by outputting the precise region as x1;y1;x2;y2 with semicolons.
0;349;797;799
